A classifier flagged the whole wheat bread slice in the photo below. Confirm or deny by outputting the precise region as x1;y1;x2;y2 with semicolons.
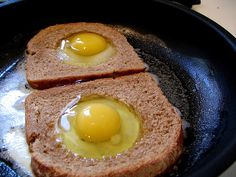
25;72;183;177
26;22;145;89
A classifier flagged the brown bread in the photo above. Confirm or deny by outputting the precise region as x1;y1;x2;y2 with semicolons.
25;73;183;177
26;22;145;89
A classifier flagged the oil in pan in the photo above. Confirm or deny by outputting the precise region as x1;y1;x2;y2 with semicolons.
0;59;33;176
0;26;193;177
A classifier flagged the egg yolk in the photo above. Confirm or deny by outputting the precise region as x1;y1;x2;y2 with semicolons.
68;32;107;56
76;103;121;143
58;95;141;158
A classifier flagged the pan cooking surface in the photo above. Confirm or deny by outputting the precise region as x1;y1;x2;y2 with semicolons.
0;0;236;177
0;25;222;177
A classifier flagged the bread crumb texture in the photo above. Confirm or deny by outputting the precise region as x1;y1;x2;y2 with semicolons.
25;73;183;177
26;23;145;89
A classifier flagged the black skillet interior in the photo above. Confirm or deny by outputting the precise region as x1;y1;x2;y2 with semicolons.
0;0;236;177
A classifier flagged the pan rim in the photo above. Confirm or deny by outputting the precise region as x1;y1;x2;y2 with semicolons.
152;0;236;177
0;0;236;177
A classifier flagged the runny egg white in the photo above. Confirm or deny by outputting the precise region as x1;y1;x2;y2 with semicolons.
58;32;116;67
57;95;141;159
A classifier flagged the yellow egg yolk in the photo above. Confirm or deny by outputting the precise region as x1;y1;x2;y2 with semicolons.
67;32;107;56
76;103;121;143
58;32;116;67
58;95;141;158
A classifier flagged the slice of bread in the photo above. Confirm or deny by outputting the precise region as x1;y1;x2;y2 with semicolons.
26;22;145;89
25;72;183;177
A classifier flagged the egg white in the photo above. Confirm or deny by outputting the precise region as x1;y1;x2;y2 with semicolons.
58;95;141;159
57;40;116;67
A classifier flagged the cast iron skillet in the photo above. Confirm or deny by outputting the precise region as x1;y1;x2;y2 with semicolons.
0;0;236;177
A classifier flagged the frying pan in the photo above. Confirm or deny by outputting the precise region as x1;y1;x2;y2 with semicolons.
0;0;236;177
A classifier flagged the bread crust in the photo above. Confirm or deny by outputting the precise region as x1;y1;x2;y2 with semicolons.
25;73;183;177
26;23;145;89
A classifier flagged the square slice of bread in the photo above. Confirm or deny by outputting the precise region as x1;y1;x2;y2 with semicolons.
25;72;183;177
26;22;145;89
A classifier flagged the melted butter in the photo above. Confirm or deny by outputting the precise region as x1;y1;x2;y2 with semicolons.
0;59;33;176
4;128;32;175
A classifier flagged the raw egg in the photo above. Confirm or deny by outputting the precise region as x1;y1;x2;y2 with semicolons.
58;32;116;67
76;103;121;143
58;95;141;159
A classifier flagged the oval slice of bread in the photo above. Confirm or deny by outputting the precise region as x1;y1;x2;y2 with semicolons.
26;22;145;89
25;72;183;177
